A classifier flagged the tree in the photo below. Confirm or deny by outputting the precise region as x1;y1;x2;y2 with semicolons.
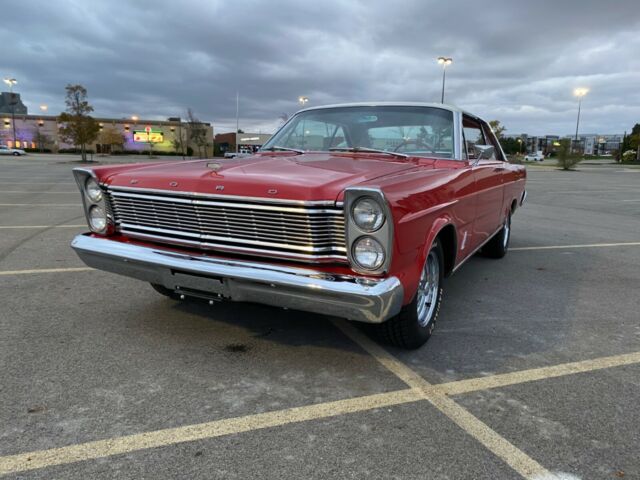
556;138;582;170
33;130;52;152
58;84;100;161
621;124;640;162
187;108;209;158
98;126;125;154
489;120;506;139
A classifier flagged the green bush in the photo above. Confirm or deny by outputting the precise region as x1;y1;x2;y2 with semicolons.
556;140;582;170
622;150;638;163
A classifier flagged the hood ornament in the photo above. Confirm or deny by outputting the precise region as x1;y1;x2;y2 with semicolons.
207;162;222;172
215;185;224;191
268;189;278;195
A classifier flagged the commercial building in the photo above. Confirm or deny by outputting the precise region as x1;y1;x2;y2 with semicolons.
0;91;214;156
214;132;272;155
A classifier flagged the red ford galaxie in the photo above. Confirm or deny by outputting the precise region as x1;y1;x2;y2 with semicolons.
71;103;526;349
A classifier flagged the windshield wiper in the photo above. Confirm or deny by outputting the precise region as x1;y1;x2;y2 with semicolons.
329;147;409;159
261;146;305;154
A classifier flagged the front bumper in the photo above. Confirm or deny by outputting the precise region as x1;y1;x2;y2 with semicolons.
71;234;404;323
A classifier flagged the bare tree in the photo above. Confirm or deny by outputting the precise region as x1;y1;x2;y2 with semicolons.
58;84;100;161
186;108;209;158
98;126;125;154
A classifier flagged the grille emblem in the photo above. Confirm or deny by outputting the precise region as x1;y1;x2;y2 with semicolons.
268;189;278;195
169;181;178;187
216;185;224;191
130;179;138;185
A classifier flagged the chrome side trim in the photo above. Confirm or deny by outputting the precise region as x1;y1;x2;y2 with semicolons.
107;185;342;207
451;225;503;274
520;190;527;206
71;234;403;323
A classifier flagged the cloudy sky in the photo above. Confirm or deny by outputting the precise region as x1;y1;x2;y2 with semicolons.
2;0;639;136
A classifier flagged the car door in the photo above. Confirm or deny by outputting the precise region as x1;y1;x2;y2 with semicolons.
463;115;505;248
0;146;9;155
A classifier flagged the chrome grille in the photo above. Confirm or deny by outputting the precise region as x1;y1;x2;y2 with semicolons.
107;187;347;262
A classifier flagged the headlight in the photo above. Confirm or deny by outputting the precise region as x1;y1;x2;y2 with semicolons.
352;197;385;232
353;236;385;270
85;177;103;203
88;205;107;233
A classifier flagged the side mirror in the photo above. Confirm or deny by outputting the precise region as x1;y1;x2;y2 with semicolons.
475;145;495;160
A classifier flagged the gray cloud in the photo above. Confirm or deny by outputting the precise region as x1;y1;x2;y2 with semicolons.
1;0;639;135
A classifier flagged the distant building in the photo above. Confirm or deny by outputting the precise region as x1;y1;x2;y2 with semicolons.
215;132;272;155
0;92;27;115
1;113;214;156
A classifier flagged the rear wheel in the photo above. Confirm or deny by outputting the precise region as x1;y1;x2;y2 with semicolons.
12;152;20;156
482;214;511;258
375;241;444;349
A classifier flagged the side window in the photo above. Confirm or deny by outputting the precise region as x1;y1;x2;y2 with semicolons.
462;116;486;160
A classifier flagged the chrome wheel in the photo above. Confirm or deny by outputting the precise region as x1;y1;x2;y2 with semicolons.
502;217;510;249
416;251;440;327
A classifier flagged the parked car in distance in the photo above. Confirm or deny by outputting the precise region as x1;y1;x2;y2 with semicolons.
71;103;526;349
0;145;26;156
524;151;544;162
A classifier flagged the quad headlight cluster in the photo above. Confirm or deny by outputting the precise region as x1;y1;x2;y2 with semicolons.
73;169;111;235
346;190;392;273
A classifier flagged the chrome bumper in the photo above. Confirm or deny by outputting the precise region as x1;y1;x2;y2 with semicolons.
71;234;404;323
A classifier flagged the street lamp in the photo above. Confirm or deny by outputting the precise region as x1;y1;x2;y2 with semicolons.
298;96;309;107
436;57;453;103
3;77;18;146
39;104;48;113
131;115;139;122
517;137;523;155
573;87;589;152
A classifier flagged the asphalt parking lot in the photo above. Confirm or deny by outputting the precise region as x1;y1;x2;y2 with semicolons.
1;154;639;480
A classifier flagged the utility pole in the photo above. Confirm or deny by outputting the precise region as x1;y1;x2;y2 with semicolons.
235;91;240;153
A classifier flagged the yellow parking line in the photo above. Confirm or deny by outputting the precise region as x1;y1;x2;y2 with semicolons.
332;321;552;479
511;242;640;251
0;225;85;229
439;351;640;396
0;267;93;276
0;389;422;476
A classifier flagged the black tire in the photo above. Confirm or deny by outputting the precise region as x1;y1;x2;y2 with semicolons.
482;214;511;259
12;152;20;156
150;283;181;300
375;241;444;349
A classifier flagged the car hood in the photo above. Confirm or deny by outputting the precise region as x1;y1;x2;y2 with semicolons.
104;153;421;201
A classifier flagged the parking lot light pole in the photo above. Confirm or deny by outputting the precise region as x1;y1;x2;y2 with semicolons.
517;138;523;155
573;87;589;153
3;77;18;147
298;96;309;107
437;57;452;103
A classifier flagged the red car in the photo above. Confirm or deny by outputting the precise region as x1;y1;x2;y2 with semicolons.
71;103;526;349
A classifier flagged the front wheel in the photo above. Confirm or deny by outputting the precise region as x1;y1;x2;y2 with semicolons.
375;241;444;349
12;152;20;156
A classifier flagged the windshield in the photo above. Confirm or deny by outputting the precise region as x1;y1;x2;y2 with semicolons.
262;106;454;158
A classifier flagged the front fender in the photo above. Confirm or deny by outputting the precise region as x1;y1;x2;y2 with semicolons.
392;214;456;305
